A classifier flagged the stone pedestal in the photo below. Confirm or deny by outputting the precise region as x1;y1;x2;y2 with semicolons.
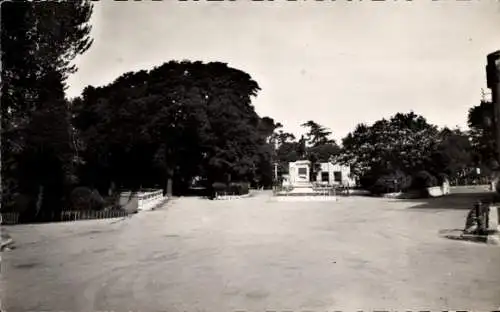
289;160;311;186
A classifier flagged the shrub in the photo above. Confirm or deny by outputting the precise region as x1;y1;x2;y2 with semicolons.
212;182;228;196
70;187;93;210
371;177;396;195
70;187;105;210
411;171;438;189
89;189;105;210
234;182;250;195
13;193;33;213
369;170;412;195
211;182;250;198
359;175;377;190
228;183;240;195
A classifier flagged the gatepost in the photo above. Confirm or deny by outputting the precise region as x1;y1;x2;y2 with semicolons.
486;51;500;243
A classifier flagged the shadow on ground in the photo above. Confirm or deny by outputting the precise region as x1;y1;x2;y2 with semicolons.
400;190;496;210
438;228;491;244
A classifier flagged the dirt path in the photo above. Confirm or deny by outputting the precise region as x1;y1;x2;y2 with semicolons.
2;189;500;311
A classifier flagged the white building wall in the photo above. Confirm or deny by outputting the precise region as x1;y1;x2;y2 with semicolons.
316;162;355;186
288;160;356;187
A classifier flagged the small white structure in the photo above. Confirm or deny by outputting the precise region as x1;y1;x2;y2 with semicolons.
288;160;312;186
119;189;167;213
287;160;355;187
315;162;356;187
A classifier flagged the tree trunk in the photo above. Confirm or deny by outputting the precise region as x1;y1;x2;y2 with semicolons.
166;178;173;197
165;167;174;197
35;185;44;219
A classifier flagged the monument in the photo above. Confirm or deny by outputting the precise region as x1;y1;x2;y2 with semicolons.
284;160;355;187
275;160;354;200
282;160;316;194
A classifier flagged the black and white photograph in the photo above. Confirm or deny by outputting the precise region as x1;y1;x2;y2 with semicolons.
1;0;500;311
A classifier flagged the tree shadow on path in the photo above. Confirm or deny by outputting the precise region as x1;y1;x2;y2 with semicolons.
398;190;496;210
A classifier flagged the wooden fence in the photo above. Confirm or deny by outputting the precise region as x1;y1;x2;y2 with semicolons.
1;212;20;225
60;210;129;222
1;209;129;225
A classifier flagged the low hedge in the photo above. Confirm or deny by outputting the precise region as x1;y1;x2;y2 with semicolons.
365;170;445;195
211;182;250;198
369;171;412;195
410;170;439;189
70;187;105;211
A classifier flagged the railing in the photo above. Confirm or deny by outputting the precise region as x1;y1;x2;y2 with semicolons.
137;190;165;211
119;189;167;212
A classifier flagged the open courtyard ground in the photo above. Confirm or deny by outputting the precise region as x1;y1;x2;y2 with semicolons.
2;186;500;312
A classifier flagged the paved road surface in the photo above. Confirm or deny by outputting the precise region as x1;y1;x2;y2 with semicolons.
2;187;500;311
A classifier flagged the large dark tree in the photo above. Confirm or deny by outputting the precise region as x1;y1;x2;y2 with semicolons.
1;1;94;220
301;121;339;181
429;128;474;180
301;120;334;147
468;101;496;169
73;61;267;196
335;112;440;178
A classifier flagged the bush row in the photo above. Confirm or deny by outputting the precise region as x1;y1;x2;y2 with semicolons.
211;182;250;197
363;170;448;195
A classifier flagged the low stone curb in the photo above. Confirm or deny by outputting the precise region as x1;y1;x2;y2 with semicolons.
150;197;171;210
214;194;252;200
382;192;404;199
272;196;338;202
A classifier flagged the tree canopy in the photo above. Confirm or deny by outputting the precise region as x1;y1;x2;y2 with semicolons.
73;61;272;195
337;112;440;176
468;101;497;170
1;0;94;221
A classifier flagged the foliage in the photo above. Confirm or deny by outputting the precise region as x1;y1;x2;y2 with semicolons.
228;182;250;195
307;143;341;163
411;170;439;189
69;187;104;211
429;128;473;178
335;112;440;178
370;170;412;195
333;112;476;193
211;182;249;197
299;121;340;180
70;187;92;210
467;101;497;169
1;1;94;221
301;120;334;147
73;61;270;195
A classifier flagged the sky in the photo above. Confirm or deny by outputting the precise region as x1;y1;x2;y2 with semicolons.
66;0;500;142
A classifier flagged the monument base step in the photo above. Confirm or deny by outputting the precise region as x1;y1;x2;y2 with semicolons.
272;196;338;202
